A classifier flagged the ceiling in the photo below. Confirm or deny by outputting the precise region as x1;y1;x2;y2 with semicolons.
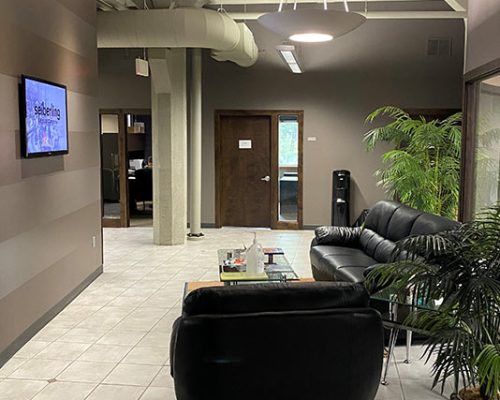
97;0;467;15
96;0;467;72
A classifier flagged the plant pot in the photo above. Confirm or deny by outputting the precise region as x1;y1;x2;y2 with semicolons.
451;387;488;400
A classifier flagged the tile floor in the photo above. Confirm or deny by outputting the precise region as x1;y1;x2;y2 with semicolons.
0;227;451;400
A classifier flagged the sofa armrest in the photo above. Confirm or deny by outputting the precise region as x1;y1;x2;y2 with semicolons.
314;226;362;247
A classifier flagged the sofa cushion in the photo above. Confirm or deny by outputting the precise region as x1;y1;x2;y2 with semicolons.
335;266;370;283
360;229;385;258
310;245;367;267
410;213;460;236
182;282;369;317
320;253;377;270
385;206;423;241
359;228;397;263
320;253;377;283
363;201;402;238
373;239;397;263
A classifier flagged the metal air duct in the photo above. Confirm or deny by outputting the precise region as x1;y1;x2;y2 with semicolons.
97;8;258;67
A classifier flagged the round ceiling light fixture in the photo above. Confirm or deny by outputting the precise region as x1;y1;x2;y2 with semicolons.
258;6;366;44
289;33;333;43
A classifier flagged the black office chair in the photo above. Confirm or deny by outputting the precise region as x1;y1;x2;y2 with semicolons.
133;168;153;210
170;282;384;400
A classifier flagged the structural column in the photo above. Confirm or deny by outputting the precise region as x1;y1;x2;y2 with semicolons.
149;48;187;245
188;48;204;240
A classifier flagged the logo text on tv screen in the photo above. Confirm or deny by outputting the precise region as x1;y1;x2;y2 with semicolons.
24;78;68;156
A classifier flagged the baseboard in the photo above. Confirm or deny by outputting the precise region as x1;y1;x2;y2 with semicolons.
0;265;103;368
189;223;317;230
303;225;320;230
186;223;217;229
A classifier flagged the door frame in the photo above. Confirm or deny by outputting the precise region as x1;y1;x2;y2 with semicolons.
99;109;129;228
214;110;304;230
459;58;500;222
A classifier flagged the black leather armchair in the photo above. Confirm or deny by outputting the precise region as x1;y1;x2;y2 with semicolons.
310;200;460;283
170;282;384;400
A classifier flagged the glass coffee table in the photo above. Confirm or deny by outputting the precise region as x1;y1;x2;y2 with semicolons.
218;248;299;285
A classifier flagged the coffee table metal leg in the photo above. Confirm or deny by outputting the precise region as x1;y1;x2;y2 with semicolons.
381;327;399;386
405;330;412;364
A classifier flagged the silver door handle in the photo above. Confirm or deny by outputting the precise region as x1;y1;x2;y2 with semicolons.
260;176;271;182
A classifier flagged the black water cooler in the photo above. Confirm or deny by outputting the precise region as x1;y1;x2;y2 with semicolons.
331;170;351;226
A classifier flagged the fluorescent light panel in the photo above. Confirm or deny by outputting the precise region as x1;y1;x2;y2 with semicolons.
289;63;302;73
276;45;303;73
281;51;296;63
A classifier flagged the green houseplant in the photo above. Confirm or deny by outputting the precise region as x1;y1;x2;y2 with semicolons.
366;204;500;399
364;107;462;219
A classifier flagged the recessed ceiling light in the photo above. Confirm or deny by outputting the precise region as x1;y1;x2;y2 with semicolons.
258;9;366;44
289;33;333;43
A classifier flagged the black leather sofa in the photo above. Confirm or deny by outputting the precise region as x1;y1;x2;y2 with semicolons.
170;282;384;400
310;200;459;283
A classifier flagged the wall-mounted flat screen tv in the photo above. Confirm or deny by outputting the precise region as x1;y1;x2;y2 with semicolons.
20;75;69;158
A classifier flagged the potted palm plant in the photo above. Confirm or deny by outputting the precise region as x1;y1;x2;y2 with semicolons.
366;204;500;400
364;106;462;219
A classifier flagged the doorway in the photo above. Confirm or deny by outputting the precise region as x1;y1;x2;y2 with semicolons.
100;110;128;228
100;109;153;228
126;110;153;227
215;110;303;229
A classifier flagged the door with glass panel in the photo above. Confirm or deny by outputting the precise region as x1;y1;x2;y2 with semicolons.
215;110;303;229
462;69;500;221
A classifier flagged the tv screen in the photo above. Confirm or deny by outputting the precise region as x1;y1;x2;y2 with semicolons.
20;75;68;158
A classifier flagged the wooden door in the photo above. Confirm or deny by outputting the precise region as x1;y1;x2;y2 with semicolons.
218;115;272;227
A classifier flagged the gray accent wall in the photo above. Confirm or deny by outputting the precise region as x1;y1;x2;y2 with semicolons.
466;0;500;73
0;0;101;359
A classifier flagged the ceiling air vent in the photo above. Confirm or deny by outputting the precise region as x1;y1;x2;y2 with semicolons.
427;38;452;57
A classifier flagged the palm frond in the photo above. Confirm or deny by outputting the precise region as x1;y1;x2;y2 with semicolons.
365;106;409;123
365;204;500;396
476;345;500;398
365;107;462;218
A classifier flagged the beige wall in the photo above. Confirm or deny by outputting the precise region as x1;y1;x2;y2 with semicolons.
98;49;151;109
466;0;500;73
97;19;465;227
0;0;101;361
202;20;465;226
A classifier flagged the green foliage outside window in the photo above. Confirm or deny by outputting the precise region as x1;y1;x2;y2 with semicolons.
279;120;298;167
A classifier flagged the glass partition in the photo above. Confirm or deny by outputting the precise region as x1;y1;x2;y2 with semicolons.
278;115;299;222
473;74;500;215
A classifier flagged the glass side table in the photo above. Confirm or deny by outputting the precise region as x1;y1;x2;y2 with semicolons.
371;288;438;385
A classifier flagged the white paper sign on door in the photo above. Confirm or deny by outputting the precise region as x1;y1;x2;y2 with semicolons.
239;140;252;149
